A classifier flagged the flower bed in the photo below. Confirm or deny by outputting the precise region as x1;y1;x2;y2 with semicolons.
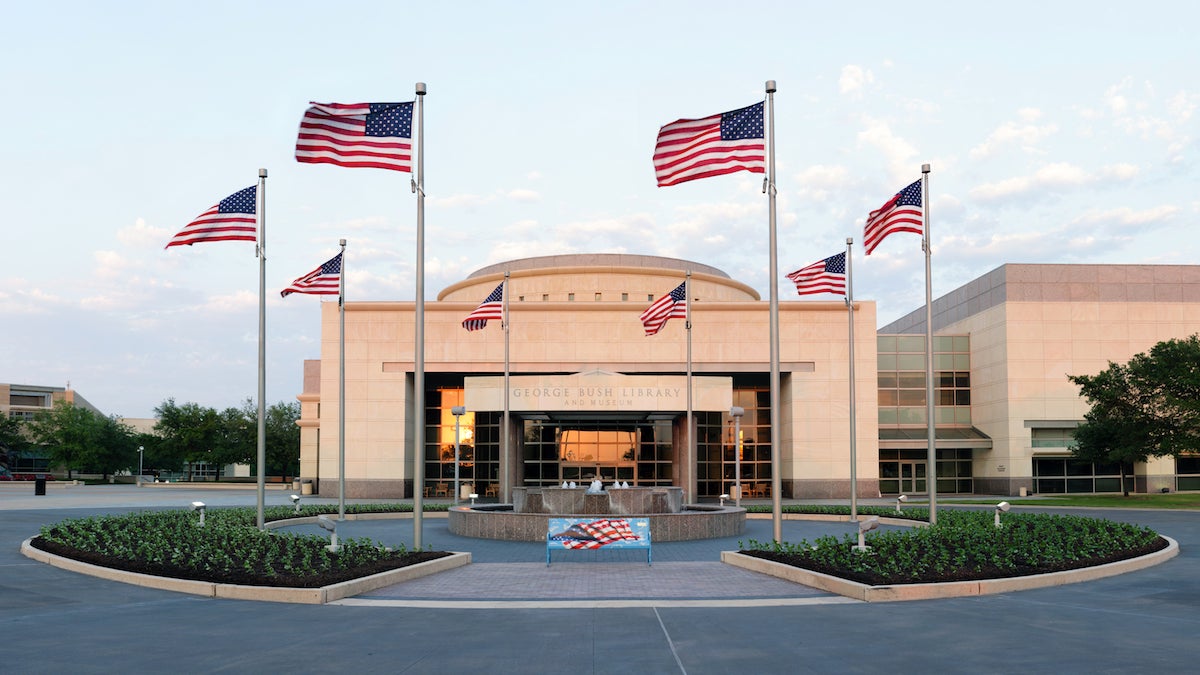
739;509;1167;585
33;506;448;588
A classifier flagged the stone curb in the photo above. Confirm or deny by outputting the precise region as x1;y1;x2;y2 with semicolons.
721;535;1178;602
20;537;470;605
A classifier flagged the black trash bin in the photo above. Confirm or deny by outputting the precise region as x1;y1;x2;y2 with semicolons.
35;478;46;496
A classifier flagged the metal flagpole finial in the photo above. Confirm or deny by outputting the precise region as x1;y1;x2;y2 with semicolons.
922;163;931;174
259;168;267;178
765;80;777;93
415;82;427;96
846;237;853;245
339;238;347;247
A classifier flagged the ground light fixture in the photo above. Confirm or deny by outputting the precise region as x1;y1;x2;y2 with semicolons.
853;516;879;552
452;405;466;506
729;406;744;507
896;494;908;513
290;494;301;514
469;492;478;506
719;493;730;507
190;501;206;527
316;514;341;552
995;501;1011;528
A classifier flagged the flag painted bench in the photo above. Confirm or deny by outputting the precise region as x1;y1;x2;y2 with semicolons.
546;517;652;566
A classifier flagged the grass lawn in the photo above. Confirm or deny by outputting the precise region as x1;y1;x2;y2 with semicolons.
939;493;1200;510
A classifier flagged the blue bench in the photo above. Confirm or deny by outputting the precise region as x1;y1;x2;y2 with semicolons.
546;517;651;566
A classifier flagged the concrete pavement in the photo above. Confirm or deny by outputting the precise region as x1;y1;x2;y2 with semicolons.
3;484;1198;673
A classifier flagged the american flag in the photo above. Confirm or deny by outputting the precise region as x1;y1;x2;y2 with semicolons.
281;252;342;298
549;519;642;550
462;282;505;331
295;101;413;172
864;179;923;255
787;252;847;296
653;101;765;187
164;185;257;248
640;281;688;336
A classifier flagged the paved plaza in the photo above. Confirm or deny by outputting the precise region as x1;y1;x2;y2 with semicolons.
2;484;1198;673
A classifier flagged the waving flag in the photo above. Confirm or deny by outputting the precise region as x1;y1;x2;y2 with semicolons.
462;282;504;331
295;101;414;172
653;102;765;187
640;282;687;336
864;180;923;255
281;252;342;297
165;185;257;248
787;253;846;296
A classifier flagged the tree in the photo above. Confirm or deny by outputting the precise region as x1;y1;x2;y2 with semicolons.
154;399;221;480
26;401;101;479
1069;334;1200;495
0;415;28;474
264;400;301;479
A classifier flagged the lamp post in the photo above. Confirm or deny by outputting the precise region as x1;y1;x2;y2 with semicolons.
137;446;144;487
730;406;744;507
452;406;466;505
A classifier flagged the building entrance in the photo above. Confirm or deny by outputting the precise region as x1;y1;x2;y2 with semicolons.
521;418;675;488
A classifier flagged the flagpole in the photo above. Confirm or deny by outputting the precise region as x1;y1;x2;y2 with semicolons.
765;80;782;542
685;271;694;503
922;163;936;525
412;82;427;547
338;238;347;521
846;237;858;520
502;271;510;503
255;168;267;530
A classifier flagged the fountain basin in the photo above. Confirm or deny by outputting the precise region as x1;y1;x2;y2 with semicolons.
448;501;745;542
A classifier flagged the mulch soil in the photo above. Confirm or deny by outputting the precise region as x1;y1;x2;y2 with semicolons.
31;537;451;588
739;536;1170;586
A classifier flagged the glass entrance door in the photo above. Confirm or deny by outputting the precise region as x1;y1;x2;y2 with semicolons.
558;428;638;485
900;461;927;493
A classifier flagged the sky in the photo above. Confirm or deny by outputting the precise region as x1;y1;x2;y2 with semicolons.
2;1;1196;419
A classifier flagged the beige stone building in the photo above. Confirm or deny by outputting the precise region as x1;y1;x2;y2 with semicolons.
296;258;1200;500
297;254;879;501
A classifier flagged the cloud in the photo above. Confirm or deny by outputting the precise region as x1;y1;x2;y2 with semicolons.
839;65;874;97
1070;205;1179;231
969;110;1058;159
856;116;920;180
507;188;540;202
792;164;853;202
969;162;1139;202
118;218;169;248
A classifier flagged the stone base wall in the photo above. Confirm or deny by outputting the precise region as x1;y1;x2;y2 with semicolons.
786;479;882;500
448;505;745;542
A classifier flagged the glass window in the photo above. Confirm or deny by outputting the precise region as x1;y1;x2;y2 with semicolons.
877;354;898;370
898;335;925;352
877;336;898;352
897;354;925;370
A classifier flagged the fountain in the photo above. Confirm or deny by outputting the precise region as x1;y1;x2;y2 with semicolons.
447;484;744;542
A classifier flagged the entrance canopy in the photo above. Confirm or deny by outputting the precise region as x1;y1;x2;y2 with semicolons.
464;371;733;414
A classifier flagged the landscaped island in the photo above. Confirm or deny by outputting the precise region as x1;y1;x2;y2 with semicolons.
739;506;1167;585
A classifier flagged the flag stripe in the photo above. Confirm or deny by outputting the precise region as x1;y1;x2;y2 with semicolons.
864;180;923;255
165;185;257;249
463;282;505;331
295;101;414;172
639;281;687;336
281;252;342;297
653;102;765;187
787;252;847;296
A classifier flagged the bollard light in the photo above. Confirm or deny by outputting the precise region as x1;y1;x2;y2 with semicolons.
452;406;466;506
317;514;341;552
896;494;908;514
719;493;730;507
469;492;478;506
290;494;301;514
730;406;744;507
137;446;144;486
853;516;879;552
994;501;1011;528
190;501;206;527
